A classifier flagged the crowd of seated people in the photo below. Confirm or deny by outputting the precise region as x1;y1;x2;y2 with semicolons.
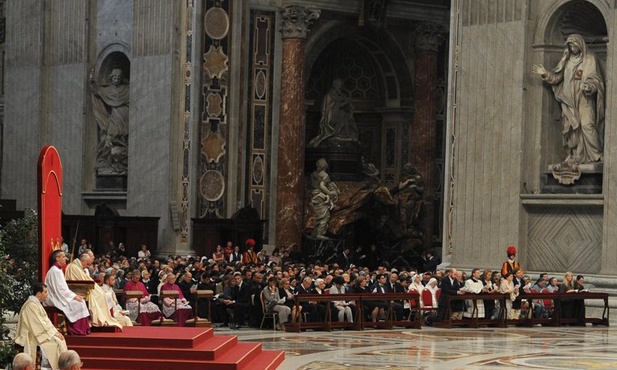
36;239;595;331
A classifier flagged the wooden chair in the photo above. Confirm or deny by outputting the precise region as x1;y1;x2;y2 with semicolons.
186;290;213;327
43;306;67;334
259;291;278;330
406;291;419;320
124;290;144;326
419;289;440;321
540;289;555;316
157;290;179;326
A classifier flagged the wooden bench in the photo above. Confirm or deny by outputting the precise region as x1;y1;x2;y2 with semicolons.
286;292;421;332
438;291;609;328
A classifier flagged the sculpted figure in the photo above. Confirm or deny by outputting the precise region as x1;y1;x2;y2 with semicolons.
90;67;130;174
309;158;340;239
391;163;424;234
308;79;359;148
533;34;605;164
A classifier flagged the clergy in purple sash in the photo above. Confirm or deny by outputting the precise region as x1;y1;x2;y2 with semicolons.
160;273;194;326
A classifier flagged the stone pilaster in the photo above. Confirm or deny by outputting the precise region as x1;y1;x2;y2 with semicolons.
410;22;445;249
275;5;319;249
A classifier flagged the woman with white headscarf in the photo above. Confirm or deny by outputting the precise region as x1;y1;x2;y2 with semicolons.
424;278;439;308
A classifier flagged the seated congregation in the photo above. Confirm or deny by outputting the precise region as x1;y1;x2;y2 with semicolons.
33;241;603;333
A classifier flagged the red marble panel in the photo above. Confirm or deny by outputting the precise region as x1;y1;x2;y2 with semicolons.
276;38;307;248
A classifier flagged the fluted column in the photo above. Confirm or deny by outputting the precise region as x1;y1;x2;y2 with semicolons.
410;22;444;248
275;5;320;248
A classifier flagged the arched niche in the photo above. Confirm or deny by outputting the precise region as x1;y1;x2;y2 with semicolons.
304;22;412;182
90;45;131;190
534;0;608;168
94;52;131;86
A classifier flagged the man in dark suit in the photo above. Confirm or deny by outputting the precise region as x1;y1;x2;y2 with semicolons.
228;245;242;264
433;267;464;323
338;247;352;270
425;251;439;274
296;277;325;322
383;273;404;321
228;272;252;328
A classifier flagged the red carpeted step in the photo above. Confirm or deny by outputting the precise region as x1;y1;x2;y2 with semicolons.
79;342;267;370
65;326;213;348
238;350;286;370
70;334;238;361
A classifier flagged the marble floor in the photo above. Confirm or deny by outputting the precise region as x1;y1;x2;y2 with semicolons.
224;325;617;370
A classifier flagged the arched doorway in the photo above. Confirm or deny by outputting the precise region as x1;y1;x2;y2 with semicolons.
303;25;421;262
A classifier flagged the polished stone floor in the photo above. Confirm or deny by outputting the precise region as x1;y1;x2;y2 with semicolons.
224;325;617;370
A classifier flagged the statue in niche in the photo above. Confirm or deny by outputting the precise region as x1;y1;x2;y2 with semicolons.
532;34;605;165
390;162;425;237
308;78;359;148
90;67;130;175
308;158;340;239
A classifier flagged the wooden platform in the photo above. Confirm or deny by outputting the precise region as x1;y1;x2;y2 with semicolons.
65;326;284;370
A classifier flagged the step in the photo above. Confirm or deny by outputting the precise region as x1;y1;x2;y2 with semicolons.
238;350;286;370
80;343;266;370
65;326;213;349
70;335;238;361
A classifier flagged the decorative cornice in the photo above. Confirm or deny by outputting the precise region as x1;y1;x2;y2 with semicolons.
280;5;320;39
415;22;446;52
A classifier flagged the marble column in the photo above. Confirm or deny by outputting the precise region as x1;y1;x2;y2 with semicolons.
410;22;444;249
275;5;320;249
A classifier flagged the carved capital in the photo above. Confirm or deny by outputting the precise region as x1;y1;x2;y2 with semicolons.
415;22;446;52
279;5;320;39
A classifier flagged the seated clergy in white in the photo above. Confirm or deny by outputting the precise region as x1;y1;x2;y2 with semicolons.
65;251;122;329
101;273;133;327
44;250;90;335
15;282;68;370
462;268;489;318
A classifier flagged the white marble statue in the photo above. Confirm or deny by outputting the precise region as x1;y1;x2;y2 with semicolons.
90;67;130;175
533;34;605;164
308;79;359;148
309;158;340;239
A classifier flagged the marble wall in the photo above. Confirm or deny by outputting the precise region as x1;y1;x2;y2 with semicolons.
2;0;450;255
445;1;526;269
3;0;89;213
128;1;177;249
446;0;617;276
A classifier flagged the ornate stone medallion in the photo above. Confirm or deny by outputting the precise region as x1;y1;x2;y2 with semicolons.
200;170;225;201
204;7;229;40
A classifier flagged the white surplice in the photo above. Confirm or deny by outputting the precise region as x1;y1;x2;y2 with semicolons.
44;265;89;323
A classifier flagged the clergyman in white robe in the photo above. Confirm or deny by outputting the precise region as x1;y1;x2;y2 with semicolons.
44;263;90;335
65;257;122;329
15;290;68;370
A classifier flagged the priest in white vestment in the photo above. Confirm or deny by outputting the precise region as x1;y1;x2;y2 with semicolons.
102;273;133;327
65;252;122;329
44;250;90;335
15;282;68;370
462;268;489;318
